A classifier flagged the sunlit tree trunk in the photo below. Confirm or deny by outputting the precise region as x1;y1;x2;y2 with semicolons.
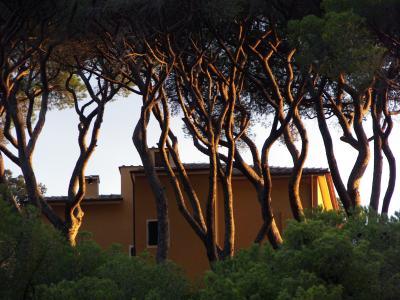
0;53;66;232
315;91;352;213
379;87;396;214
370;93;383;211
0;151;5;185
346;94;371;208
133;107;170;262
64;68;119;246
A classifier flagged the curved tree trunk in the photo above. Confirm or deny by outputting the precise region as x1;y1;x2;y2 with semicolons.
220;93;237;259
286;111;307;221
381;139;396;214
6;91;66;231
369;97;383;211
205;145;219;263
133;106;169;263
64;69;118;246
315;94;352;213
255;115;285;247
153;96;211;259
381;96;396;214
219;168;235;258
347;100;370;208
65;202;84;246
0;151;5;185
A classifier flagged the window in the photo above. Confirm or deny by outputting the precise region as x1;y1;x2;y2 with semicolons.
129;245;136;257
146;220;158;247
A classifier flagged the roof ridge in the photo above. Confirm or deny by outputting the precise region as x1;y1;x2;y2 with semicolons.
121;163;329;169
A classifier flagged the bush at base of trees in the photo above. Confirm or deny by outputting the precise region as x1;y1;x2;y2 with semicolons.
2;199;400;300
200;209;400;300
0;200;189;300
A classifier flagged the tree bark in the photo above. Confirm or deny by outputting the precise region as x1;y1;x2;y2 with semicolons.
381;89;396;214
133;104;170;263
205;144;219;263
6;89;65;231
153;95;208;244
381;139;396;214
347;95;370;207
0;151;5;185
369;96;383;211
315;93;352;213
255;114;286;246
285;112;307;221
64;69;118;246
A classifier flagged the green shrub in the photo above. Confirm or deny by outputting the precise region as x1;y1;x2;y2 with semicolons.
97;252;190;300
0;201;74;299
3;197;400;300
0;201;189;299
198;209;400;300
35;276;123;300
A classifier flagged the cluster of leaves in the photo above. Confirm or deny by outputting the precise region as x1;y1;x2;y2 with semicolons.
199;209;400;300
3;198;400;299
288;0;386;88
0;171;48;215
0;201;189;300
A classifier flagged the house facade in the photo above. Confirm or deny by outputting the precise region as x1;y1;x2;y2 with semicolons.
48;150;338;277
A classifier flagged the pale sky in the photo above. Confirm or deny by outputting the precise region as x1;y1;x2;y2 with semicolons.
4;93;400;214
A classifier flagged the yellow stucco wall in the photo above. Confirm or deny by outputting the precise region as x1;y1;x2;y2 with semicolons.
129;168;335;278
47;167;336;279
49;168;134;251
226;175;313;251
132;172;212;276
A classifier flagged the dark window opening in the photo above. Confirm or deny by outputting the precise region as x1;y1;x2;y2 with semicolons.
129;245;136;256
147;220;158;246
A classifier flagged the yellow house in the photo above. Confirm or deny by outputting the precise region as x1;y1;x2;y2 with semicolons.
47;150;338;277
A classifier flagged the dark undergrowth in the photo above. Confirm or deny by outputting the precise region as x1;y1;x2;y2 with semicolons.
2;200;400;300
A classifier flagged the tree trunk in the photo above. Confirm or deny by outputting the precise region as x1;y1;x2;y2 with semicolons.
369;134;382;211
205;145;219;263
0;151;5;185
66;145;88;245
256;120;284;247
286;111;307;221
347;100;370;208
65;203;84;246
315;94;352;213
133;110;169;263
221;98;236;259
255;178;283;248
369;98;382;211
381;139;396;214
220;170;235;258
9;97;65;231
153;97;208;249
381;88;396;215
